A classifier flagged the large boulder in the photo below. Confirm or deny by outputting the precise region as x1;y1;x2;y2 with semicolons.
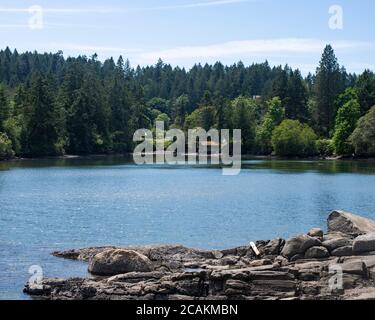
353;233;375;254
281;235;321;259
322;237;352;252
304;246;330;259
331;246;353;257
328;211;375;235
88;249;154;276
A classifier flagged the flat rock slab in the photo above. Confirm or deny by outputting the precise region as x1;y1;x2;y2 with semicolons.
328;211;375;235
341;260;368;277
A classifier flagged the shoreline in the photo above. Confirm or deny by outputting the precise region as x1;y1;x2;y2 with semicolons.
24;211;375;300
2;153;375;164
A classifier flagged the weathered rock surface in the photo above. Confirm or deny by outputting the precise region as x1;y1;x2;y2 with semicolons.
281;235;321;258
353;233;375;254
304;246;330;259
331;246;353;257
341;260;368;277
322;237;352;252
88;249;154;276
308;228;324;238
328;211;375;235
263;238;284;256
24;211;375;300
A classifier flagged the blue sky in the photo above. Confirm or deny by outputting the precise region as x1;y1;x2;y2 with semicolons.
0;0;374;74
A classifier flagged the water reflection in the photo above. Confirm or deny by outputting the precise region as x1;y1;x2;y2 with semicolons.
1;156;375;174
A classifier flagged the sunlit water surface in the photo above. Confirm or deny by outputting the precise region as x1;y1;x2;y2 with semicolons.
1;157;375;299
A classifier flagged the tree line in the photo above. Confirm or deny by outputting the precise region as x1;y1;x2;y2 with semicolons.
0;45;374;160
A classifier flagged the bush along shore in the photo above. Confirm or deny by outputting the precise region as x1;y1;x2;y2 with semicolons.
24;211;375;300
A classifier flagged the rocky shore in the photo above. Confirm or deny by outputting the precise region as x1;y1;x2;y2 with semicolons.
24;211;375;300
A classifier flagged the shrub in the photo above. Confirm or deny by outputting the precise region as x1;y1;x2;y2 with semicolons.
350;106;375;156
0;132;15;160
271;119;318;157
316;139;334;157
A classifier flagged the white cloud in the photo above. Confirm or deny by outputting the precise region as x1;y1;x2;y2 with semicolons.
50;38;374;74
137;38;372;64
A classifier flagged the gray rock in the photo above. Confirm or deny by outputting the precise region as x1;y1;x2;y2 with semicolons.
220;256;239;266
328;210;375;235
264;238;284;255
322;238;352;252
293;261;329;270
353;233;375;254
249;259;272;267
23;211;375;301
341;260;368;277
331;246;353;257
348;289;375;300
281;235;321;259
342;274;363;289
362;256;375;269
251;279;296;292
274;255;289;267
290;254;305;262
307;228;323;238
304;246;330;259
107;271;164;283
88;249;154;276
322;231;351;242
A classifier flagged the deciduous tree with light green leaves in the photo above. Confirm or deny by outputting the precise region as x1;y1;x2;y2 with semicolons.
271;120;318;157
332;99;361;155
350;105;375;156
256;97;285;154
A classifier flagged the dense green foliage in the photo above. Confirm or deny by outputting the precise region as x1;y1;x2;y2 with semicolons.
0;45;374;159
256;97;285;154
350;106;375;156
271;120;318;157
310;45;347;137
332;99;361;155
0;132;14;160
356;70;375;115
315;139;334;157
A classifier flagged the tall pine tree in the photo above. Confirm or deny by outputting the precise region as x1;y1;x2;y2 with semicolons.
312;45;344;137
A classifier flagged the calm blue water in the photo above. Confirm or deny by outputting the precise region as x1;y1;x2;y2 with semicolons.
1;157;375;300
